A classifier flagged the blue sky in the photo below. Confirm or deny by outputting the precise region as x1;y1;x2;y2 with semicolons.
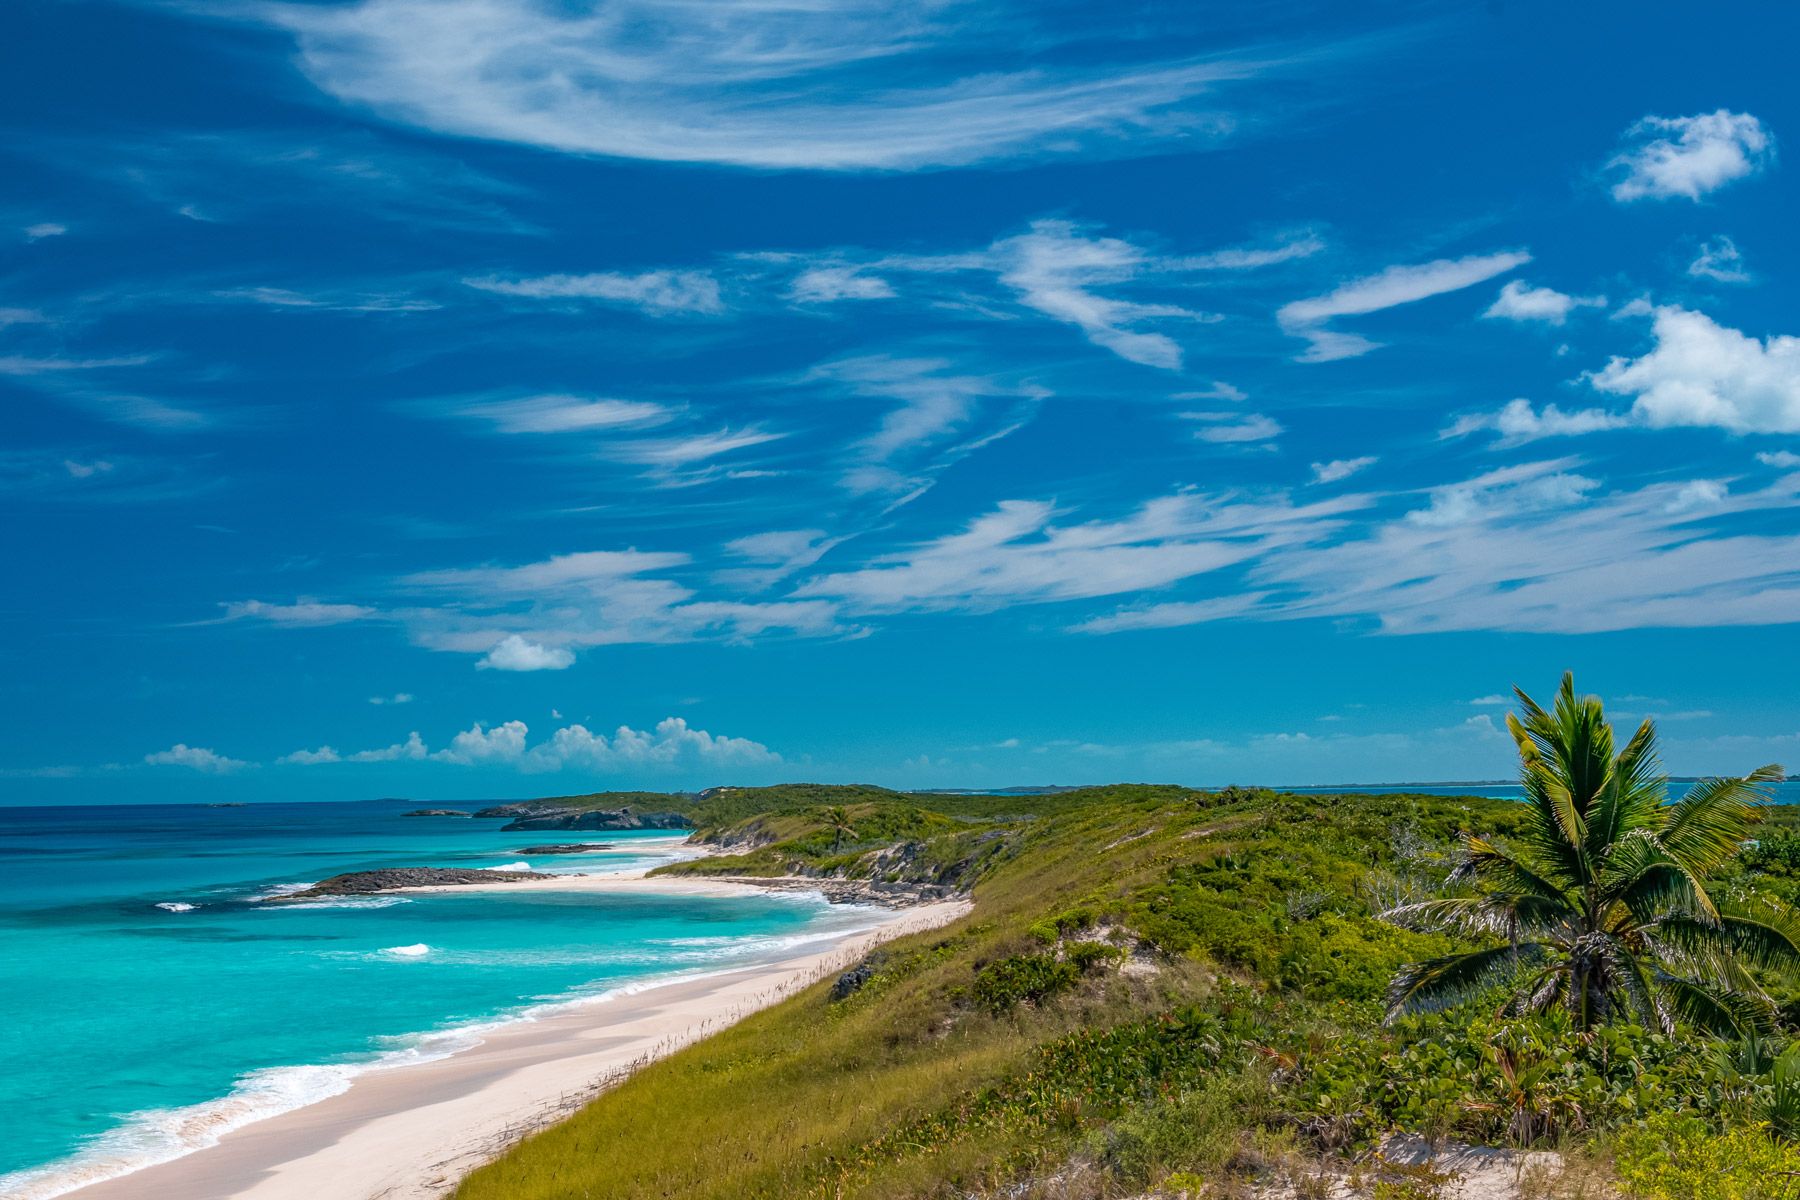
4;0;1799;803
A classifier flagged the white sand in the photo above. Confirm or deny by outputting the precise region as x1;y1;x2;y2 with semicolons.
62;888;969;1200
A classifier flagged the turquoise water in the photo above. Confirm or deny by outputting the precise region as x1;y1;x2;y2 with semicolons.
0;800;884;1199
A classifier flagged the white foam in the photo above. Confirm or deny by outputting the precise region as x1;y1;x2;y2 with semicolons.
154;902;197;913
484;861;532;872
382;943;431;957
276;896;411;911
0;890;887;1200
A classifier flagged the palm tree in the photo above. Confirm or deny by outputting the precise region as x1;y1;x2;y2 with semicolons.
822;806;856;855
1386;673;1798;1035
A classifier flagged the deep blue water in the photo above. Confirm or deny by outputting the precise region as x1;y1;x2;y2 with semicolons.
0;800;882;1198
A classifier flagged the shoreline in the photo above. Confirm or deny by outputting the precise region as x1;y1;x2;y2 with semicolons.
48;880;969;1200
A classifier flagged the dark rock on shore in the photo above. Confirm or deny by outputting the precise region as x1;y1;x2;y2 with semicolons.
494;806;695;833
516;843;616;854
403;808;471;817
701;875;961;908
268;866;548;901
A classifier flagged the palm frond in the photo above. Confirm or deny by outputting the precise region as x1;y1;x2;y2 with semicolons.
1463;837;1578;903
1384;894;1571;940
1654;972;1775;1037
1585;717;1666;856
1660;765;1784;875
1385;943;1545;1023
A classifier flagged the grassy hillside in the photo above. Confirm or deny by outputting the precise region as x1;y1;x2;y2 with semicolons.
456;786;1800;1200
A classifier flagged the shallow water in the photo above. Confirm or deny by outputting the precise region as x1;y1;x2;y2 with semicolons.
0;800;876;1198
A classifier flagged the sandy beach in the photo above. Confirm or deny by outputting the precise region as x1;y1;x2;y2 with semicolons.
60;882;970;1200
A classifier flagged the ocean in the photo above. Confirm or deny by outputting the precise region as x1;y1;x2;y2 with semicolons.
0;800;886;1199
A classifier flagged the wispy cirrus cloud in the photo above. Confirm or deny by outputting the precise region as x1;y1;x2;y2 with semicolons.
465;269;724;316
1277;250;1530;361
249;0;1357;171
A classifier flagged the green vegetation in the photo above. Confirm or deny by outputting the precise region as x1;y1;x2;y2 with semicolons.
1388;675;1795;1034
457;684;1800;1200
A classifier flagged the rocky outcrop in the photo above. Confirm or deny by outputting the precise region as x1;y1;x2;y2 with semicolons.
268;867;547;901
495;806;695;833
402;808;471;817
703;876;962;908
516;843;615;854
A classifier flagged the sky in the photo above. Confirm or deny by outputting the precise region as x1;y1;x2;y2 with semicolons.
4;0;1800;804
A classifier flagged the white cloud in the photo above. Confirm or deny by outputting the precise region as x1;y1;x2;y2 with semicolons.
1071;593;1268;634
144;744;247;773
1277;251;1530;361
1469;695;1508;706
368;692;413;705
1311;456;1377;484
477;635;575;672
1589;304;1800;433
1688;237;1750;284
989;221;1209;369
1757;450;1800;469
256;0;1294;171
1182;411;1283;444
279;746;342;765
790;266;895;303
23;223;66;241
444;393;671;434
397;547;842;660
63;459;115;479
525;716;780;772
1443;398;1628;443
610;427;786;468
1482;280;1605;325
797;490;1362;615
1255;463;1800;634
1608;110;1773;202
434;720;529;764
717;528;838;589
222;598;377;625
1663;479;1727;514
1404;461;1598;529
1175;233;1326;270
466;270;723;315
349;732;428;763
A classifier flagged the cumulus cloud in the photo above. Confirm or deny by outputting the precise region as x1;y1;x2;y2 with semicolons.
1758;450;1800;469
1482;280;1606;325
1277;251;1530;361
349;732;428;763
279;746;341;765
1688;237;1751;284
368;692;413;705
1443;399;1628;443
465;269;723;315
254;0;1301;171
1311;456;1377;484
24;222;67;240
1608;110;1774;202
144;743;247;772
433;720;529;764
477;635;575;672
425;716;778;772
1663;479;1727;514
1589;304;1800;433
